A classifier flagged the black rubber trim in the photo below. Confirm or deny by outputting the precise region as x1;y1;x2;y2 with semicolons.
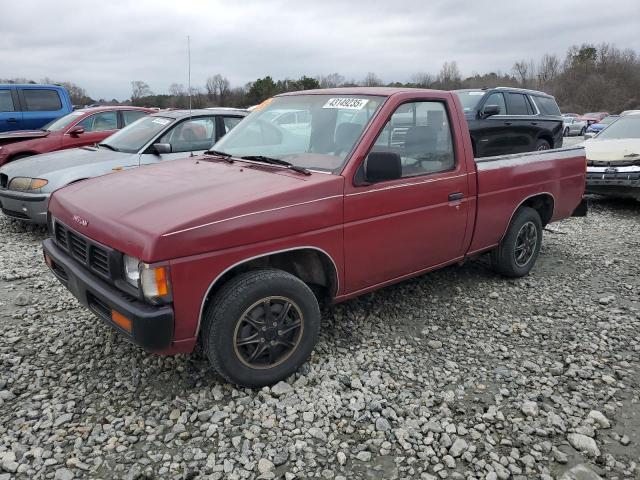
0;190;48;201
43;238;174;351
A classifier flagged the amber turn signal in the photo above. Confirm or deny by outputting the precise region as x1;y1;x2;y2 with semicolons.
111;310;132;332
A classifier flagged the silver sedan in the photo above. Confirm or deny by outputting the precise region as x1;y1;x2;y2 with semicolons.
562;116;587;137
0;108;247;224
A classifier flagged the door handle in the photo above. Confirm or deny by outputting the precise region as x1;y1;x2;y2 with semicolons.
448;192;464;201
504;121;512;126
531;122;538;125
6;118;17;123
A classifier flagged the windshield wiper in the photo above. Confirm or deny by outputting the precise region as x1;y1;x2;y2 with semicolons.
98;143;119;152
240;155;311;175
204;149;234;163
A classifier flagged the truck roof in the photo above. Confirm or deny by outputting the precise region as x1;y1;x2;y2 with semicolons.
151;108;248;119
278;87;451;97
0;83;66;89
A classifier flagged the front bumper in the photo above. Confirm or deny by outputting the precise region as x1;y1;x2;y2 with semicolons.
586;166;640;200
43;238;174;351
0;189;49;224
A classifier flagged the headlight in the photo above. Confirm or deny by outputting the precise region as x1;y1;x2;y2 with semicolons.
123;255;172;303
8;177;48;191
123;255;141;287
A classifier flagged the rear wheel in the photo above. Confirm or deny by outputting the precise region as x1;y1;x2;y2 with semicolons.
535;139;551;151
491;207;542;278
201;269;321;387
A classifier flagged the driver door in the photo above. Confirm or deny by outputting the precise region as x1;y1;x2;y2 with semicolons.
344;100;469;293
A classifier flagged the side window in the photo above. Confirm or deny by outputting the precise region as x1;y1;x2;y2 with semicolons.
22;89;63;111
77;111;118;132
534;96;561;116
483;92;506;115
123;110;148;126
372;101;455;178
222;116;243;134
159;117;217;153
505;93;529;116
0;90;15;112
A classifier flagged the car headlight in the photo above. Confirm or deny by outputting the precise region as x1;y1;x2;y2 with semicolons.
123;255;172;303
8;177;48;191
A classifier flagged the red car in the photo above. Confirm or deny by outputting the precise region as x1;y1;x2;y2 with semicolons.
579;111;609;126
43;88;587;387
0;106;155;166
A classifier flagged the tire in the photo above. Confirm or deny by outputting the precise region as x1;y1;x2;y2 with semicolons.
535;139;550;151
563;127;569;137
201;269;321;388
491;206;543;278
580;127;586;136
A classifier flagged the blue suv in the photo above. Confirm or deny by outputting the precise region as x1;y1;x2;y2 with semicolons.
0;84;73;132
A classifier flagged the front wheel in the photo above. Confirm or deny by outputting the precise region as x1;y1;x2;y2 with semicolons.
201;269;321;387
535;139;551;151
491;207;543;278
580;127;586;136
563;127;570;137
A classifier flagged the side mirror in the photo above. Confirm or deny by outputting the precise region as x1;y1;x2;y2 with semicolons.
68;125;84;136
481;104;501;118
583;132;595;140
365;151;402;183
153;143;172;155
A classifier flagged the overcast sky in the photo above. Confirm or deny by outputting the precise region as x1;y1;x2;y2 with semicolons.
2;0;639;100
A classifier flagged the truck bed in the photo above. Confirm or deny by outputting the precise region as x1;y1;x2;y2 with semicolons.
467;146;586;255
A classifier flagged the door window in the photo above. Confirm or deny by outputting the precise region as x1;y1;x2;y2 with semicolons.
22;89;63;111
122;110;148;126
533;96;561;115
159;117;216;153
77;111;118;132
505;93;530;116
483;92;506;115
372;101;455;177
0;90;15;112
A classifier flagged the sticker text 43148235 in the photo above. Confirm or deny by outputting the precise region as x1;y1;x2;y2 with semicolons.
322;98;369;110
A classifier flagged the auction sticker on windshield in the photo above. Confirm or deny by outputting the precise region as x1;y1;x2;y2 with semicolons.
323;98;369;110
152;118;171;125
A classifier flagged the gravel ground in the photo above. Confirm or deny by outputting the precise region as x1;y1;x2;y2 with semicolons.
1;192;639;480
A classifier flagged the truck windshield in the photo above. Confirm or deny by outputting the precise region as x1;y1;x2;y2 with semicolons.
454;91;485;112
593;116;640;140
99;116;175;154
42;111;86;131
213;94;386;173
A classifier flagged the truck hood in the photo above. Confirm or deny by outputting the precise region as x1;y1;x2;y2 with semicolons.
48;157;344;261
584;139;640;161
0;147;134;179
0;129;52;146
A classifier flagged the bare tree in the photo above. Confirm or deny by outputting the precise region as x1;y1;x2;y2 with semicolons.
131;81;152;100
168;83;186;96
361;72;382;87
536;54;560;88
318;73;345;88
205;74;231;106
411;72;435;88
436;61;462;89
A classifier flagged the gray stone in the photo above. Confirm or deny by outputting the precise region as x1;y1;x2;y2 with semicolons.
568;433;600;457
558;463;603;480
271;381;294;397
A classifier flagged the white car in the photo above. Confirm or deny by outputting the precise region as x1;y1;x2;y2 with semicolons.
562;115;588;137
584;113;640;201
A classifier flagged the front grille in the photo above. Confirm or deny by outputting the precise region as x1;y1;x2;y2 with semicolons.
587;159;640;167
53;220;112;279
0;174;7;188
1;207;29;219
51;261;69;283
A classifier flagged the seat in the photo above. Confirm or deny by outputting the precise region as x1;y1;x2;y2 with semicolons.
334;122;362;154
404;126;438;157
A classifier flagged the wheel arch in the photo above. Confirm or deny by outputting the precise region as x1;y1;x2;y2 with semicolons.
196;247;339;338
501;192;555;240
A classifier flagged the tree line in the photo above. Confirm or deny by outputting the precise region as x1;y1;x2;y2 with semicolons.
4;44;639;114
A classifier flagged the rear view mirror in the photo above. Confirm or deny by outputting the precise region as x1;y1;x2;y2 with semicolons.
153;143;172;154
481;104;501;118
68;125;84;136
365;151;402;183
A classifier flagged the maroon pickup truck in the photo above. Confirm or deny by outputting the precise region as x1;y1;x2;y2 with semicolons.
43;88;587;387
